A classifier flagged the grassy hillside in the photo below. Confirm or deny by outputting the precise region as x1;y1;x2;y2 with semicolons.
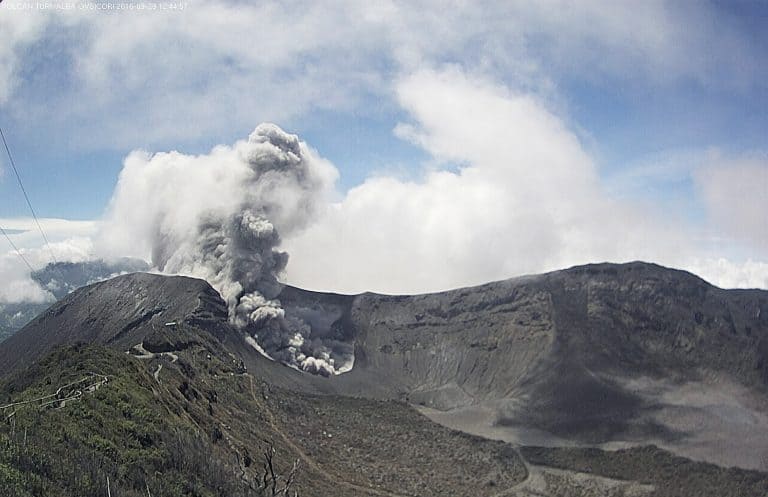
0;344;262;497
521;445;768;497
0;340;529;497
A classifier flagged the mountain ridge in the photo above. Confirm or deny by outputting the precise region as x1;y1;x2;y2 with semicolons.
1;260;767;496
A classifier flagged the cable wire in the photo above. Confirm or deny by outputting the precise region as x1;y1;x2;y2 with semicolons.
0;126;57;264
0;225;34;272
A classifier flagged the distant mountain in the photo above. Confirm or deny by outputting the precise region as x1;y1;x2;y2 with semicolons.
0;302;41;341
1;262;767;496
0;258;150;341
31;257;151;300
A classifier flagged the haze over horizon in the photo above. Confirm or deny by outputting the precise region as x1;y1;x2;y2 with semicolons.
0;0;767;302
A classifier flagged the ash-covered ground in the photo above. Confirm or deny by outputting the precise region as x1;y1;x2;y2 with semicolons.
1;261;767;495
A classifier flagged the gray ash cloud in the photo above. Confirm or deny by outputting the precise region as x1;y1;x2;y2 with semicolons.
98;124;352;376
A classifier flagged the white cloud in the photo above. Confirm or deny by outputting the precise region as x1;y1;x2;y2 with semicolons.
0;218;97;249
281;68;768;293
0;257;49;303
1;1;763;148
1;2;765;298
2;2;389;147
687;258;768;290
693;153;768;256
505;0;761;88
1;73;765;304
95;127;337;262
0;7;51;104
283;68;700;294
0;218;97;303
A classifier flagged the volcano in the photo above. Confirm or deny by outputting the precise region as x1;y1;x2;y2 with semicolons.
0;262;767;496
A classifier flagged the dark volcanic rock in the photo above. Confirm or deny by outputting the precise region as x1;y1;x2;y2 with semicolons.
322;263;768;410
0;272;227;374
0;258;151;342
281;261;768;468
2;261;768;471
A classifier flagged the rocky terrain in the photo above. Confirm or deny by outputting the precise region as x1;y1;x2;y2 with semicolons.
0;261;767;495
0;258;150;341
278;262;768;471
0;276;529;496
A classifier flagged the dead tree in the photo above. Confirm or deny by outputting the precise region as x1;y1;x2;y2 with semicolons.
258;444;300;496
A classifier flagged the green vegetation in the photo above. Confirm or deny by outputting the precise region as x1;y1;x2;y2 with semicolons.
2;329;765;496
0;344;289;497
521;445;768;497
0;338;531;497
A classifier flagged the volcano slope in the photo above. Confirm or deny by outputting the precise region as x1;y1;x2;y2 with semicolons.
277;262;768;471
0;258;150;341
0;273;527;497
0;262;766;496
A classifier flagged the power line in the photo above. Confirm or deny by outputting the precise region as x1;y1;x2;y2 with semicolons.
0;225;34;272
0;126;57;264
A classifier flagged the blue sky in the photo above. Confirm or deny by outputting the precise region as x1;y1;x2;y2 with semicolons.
0;0;766;295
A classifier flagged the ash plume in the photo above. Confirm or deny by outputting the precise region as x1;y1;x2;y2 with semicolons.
98;124;350;376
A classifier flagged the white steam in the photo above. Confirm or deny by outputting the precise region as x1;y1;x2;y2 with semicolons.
0;220;97;304
97;124;351;376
